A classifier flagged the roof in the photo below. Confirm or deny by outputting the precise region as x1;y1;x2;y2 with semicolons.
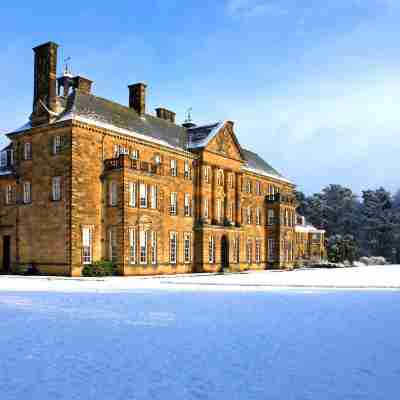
4;91;292;184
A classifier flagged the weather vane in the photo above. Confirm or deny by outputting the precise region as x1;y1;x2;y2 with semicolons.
63;57;72;76
185;107;193;123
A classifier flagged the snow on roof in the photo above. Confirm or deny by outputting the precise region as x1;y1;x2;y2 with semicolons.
187;121;224;149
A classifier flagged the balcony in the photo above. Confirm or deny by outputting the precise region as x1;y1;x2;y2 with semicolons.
104;156;162;176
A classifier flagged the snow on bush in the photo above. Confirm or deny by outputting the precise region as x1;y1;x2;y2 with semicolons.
358;256;387;266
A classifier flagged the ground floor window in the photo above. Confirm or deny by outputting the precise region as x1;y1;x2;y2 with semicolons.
151;232;157;265
140;231;148;264
184;233;191;263
82;227;92;264
255;239;261;263
246;239;252;264
268;239;276;261
233;236;240;263
109;228;118;263
170;232;177;264
208;236;215;264
129;228;136;264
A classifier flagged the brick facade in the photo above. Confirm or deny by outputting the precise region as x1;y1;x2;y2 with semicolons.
0;41;325;276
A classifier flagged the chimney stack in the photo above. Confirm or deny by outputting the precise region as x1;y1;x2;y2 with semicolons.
30;41;59;126
73;76;93;95
128;83;146;116
156;107;176;124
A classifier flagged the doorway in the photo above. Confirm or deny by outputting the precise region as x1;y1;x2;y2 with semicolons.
2;236;11;273
221;235;229;272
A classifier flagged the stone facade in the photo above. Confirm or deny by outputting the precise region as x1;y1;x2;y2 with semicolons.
0;41;325;276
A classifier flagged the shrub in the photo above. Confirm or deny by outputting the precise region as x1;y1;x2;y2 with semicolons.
82;260;118;277
358;256;387;266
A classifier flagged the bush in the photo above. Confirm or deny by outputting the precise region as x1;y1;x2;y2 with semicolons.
82;260;118;277
358;256;387;266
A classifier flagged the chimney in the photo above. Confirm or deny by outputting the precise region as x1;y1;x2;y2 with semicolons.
156;107;176;124
128;83;146;116
30;41;59;126
73;76;93;95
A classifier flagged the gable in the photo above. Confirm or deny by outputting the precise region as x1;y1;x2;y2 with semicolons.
205;123;244;161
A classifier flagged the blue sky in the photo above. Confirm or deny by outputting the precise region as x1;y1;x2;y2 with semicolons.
1;0;399;195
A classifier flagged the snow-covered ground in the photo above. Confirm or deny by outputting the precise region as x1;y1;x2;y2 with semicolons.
1;267;400;399
1;265;400;292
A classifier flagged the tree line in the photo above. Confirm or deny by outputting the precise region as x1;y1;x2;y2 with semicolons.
295;185;400;263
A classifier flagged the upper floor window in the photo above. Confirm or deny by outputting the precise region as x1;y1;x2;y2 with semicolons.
256;208;261;225
268;209;275;226
255;181;261;195
24;142;32;161
204;166;210;183
246;207;252;225
217;199;223;222
131;149;139;160
154;154;162;164
82;227;92;265
5;185;12;205
184;161;191;179
228;173;234;189
150;186;157;209
268;239;276;261
129;228;137;264
23;181;31;204
184;193;191;217
217;170;224;186
109;181;118;206
204;198;209;219
246;179;252;193
53;136;62;155
139;183;148;208
170;159;177;177
170;192;177;215
52;177;61;201
129;182;137;207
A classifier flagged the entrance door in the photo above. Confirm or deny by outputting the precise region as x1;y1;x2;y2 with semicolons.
3;236;11;273
221;235;229;272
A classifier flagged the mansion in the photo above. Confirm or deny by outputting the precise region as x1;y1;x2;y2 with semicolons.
0;41;325;276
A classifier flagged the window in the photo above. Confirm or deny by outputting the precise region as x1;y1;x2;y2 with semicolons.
139;183;147;208
52;177;61;201
0;151;7;168
170;232;177;264
150;185;157;209
217;170;224;186
53;135;62;155
170;159;177;177
268;209;275;226
109;181;118;206
184;233;191;263
140;230;148;264
154;154;161;164
217;199;223;222
256;181;261;195
23;182;31;204
5;185;12;205
256;207;261;225
233;237;240;263
255;239;261;263
208;236;215;264
268;239;276;261
151;232;157;265
247;207;252;225
184;160;190;179
204;166;210;183
82;227;92;264
24;142;32;160
204;198;209;219
228;173;234;189
113;144;119;158
119;146;129;156
170;192;177;215
9;150;14;166
246;239;252;263
129;228;136;264
184;193;191;217
129;182;137;207
108;228;117;263
131;149;139;160
246;180;252;193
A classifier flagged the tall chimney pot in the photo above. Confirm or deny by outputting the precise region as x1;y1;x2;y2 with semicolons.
156;107;176;124
128;83;147;116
